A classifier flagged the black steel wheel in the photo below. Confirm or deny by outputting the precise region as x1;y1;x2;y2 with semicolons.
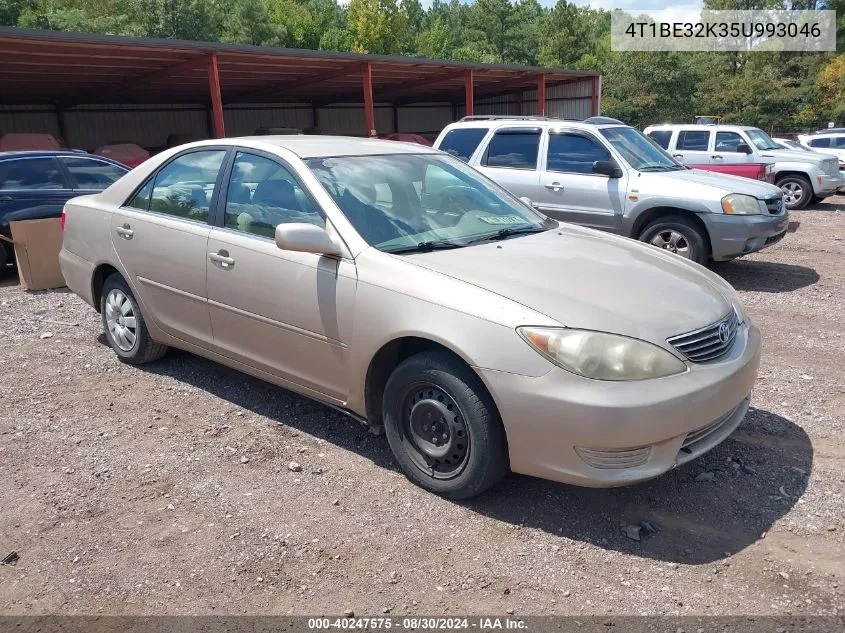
382;350;509;499
397;382;471;480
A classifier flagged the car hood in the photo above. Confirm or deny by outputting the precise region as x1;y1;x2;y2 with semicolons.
760;148;827;165
403;225;734;344
643;168;781;199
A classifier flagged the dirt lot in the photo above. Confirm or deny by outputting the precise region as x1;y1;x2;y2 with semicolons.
1;198;843;617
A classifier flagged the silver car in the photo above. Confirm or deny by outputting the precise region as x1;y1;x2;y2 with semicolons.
60;137;760;499
436;116;791;265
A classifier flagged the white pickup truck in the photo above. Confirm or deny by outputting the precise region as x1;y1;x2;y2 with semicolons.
644;124;844;209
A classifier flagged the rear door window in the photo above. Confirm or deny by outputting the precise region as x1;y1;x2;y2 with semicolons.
647;130;672;149
61;156;128;189
482;129;541;169
0;157;66;190
677;130;711;151
126;150;226;223
438;128;488;162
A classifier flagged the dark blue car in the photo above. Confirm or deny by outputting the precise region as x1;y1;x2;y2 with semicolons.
0;151;129;269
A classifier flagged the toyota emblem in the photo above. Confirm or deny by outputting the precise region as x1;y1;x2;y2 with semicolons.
718;321;730;343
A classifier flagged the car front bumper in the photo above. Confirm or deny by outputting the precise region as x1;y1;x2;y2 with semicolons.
815;172;845;196
701;212;790;261
477;323;761;487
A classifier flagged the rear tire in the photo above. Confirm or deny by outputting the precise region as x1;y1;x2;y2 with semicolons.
639;215;709;266
0;241;9;271
100;274;167;364
778;175;813;210
382;351;509;499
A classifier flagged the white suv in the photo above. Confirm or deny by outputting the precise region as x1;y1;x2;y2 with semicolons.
434;116;789;266
798;132;845;172
646;124;843;210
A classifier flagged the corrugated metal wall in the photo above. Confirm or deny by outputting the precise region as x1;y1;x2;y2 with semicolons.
0;77;598;150
0;105;61;138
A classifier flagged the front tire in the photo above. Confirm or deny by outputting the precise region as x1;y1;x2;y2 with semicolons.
778;174;813;210
382;351;509;499
639;215;709;266
100;274;167;364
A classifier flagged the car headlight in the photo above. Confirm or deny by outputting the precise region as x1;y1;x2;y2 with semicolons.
517;327;687;381
721;193;762;215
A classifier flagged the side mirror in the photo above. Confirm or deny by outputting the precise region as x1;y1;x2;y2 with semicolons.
275;223;342;257
593;160;623;178
737;143;753;154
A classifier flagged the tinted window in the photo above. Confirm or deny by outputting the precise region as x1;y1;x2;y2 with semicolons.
62;157;127;189
483;130;540;169
0;157;65;190
808;138;830;148
714;131;747;152
834;137;845;148
677;130;710;151
647;130;672;149
136;150;226;222
127;179;154;211
438;128;488;161
225;152;323;238
547;133;611;174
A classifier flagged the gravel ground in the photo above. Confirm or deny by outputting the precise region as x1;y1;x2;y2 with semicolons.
0;197;843;616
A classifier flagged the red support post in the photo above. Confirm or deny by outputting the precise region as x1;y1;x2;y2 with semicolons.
362;62;376;137
208;52;225;138
464;69;474;117
590;76;599;116
537;73;546;116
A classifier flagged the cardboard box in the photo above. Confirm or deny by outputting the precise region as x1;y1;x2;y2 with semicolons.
9;218;66;291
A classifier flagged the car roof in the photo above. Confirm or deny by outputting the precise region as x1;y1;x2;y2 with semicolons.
644;124;759;131
444;116;628;132
235;135;441;158
0;150;93;159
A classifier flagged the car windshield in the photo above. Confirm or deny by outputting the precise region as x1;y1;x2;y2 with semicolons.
746;128;781;151
600;126;684;172
306;153;554;253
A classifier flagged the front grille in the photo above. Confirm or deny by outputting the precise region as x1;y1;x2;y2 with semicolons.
667;310;739;363
681;409;734;450
764;196;785;215
575;446;652;469
822;158;838;176
765;231;787;246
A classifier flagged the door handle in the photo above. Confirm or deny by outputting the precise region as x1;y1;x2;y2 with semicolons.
673;153;684;158
115;224;134;239
711;155;723;159
544;181;563;192
209;250;235;269
0;195;12;202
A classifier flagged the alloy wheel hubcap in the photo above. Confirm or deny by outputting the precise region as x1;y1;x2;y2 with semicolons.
401;384;470;479
781;182;802;204
650;229;691;259
105;289;137;352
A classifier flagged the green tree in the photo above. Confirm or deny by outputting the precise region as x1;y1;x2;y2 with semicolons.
222;0;286;46
347;0;408;54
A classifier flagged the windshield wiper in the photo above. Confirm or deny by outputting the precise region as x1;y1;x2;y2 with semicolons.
464;225;548;244
638;164;680;172
385;240;464;254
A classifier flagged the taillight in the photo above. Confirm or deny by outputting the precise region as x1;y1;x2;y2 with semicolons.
60;207;66;230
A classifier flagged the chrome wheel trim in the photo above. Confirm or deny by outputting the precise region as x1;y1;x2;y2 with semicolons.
105;289;137;352
781;181;803;205
649;229;691;259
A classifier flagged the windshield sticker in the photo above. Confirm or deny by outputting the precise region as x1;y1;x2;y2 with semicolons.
478;215;525;225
